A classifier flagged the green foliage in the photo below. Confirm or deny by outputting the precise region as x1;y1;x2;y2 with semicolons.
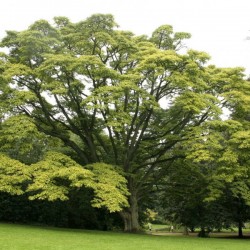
27;152;128;212
185;118;250;202
158;159;211;229
182;115;250;233
0;115;50;164
85;163;129;212
150;25;191;50
0;154;30;195
0;149;128;213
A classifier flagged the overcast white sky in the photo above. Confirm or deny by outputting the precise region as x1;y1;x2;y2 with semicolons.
1;0;250;75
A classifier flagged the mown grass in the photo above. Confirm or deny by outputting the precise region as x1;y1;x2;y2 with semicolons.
0;223;249;250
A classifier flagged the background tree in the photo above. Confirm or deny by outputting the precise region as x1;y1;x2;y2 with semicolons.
156;158;238;236
184;105;250;237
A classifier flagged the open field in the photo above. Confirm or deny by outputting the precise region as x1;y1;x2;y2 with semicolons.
0;223;249;250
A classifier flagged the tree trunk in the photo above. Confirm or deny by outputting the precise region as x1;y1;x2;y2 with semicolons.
183;226;189;235
238;221;243;238
198;227;208;237
120;190;140;232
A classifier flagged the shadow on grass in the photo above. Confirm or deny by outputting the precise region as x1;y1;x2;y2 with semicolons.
150;231;250;240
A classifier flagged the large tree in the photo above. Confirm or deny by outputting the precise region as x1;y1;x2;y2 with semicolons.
0;14;246;231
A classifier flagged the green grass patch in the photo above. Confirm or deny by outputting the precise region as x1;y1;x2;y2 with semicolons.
0;223;249;250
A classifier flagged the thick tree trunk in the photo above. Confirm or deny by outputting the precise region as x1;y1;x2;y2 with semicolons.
120;191;140;232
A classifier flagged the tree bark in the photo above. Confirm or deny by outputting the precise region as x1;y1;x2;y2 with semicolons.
238;221;243;238
120;190;140;232
183;226;189;235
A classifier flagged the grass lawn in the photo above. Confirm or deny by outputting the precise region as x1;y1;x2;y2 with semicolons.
0;223;249;250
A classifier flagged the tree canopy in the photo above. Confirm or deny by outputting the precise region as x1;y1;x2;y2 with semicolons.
0;14;249;232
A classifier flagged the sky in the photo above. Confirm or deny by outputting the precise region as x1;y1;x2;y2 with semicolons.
1;0;250;75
